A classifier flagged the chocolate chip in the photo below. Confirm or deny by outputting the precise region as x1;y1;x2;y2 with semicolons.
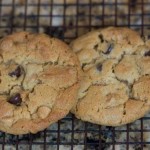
9;66;21;78
82;63;86;70
8;93;22;106
103;43;114;55
144;51;150;56
94;44;98;50
99;34;104;43
96;63;102;71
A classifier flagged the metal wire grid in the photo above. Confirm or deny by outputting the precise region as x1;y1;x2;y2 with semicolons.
0;0;150;150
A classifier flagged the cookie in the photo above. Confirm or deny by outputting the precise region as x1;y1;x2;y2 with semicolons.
0;32;82;134
70;27;150;126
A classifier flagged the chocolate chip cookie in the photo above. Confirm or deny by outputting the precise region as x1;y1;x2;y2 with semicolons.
0;32;82;134
71;27;150;126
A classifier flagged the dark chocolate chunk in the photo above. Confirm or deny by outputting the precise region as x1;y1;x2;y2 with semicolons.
96;63;102;71
8;93;22;106
144;51;150;56
9;66;21;78
99;34;104;43
94;44;98;50
103;43;114;55
82;63;86;70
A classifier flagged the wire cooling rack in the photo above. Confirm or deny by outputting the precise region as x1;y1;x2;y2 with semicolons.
0;0;150;150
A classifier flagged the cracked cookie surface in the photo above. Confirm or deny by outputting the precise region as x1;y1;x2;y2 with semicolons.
0;32;82;134
70;27;150;126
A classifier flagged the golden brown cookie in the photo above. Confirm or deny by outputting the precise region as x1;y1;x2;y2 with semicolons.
71;27;150;126
0;32;82;134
